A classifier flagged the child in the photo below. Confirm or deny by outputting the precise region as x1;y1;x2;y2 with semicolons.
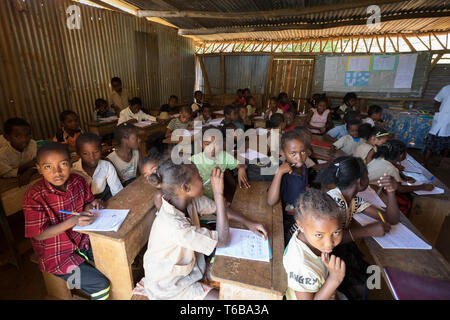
246;95;256;117
195;103;213;125
316;156;400;299
337;92;358;118
0;118;37;186
165;106;193;138
53;110;83;153
23;142;110;300
325;111;361;142
107;123;141;186
277;92;291;113
237;105;252;129
243;88;251;100
283;188;346;300
264;97;282;120
353;125;389;164
307;93;324;110
118;97;156;125
109;76;129;114
72;133;123;201
306;97;333;134
160;95;178;113
283;111;295;133
143;162;267;300
235;89;246;107
367;140;434;192
220;105;240;129
269;113;285;132
191;90;203;117
141;148;164;210
332;119;363;155
363;105;383;127
267;130;309;245
93;98;116;120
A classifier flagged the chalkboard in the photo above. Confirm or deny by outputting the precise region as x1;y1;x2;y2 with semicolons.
313;52;432;98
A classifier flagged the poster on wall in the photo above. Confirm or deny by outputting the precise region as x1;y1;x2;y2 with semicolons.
346;56;372;71
372;55;398;71
394;53;418;88
345;71;370;86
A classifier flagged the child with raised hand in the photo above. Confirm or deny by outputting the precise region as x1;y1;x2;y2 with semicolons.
283;188;346;300
306;97;333;134
367;139;434;193
107;123;141;186
165;105;193;138
353;125;389;164
53;110;82;153
118;97;156;125
143;162;267;300
72;133;123;201
332;119;363;155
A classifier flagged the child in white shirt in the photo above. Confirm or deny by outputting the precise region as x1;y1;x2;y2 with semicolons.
118;97;156;125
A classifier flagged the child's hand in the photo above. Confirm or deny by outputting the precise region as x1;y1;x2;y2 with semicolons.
322;253;345;285
74;211;98;226
237;166;250;189
245;222;268;240
366;221;391;237
277;162;292;175
210;167;224;196
404;176;416;183
87;199;104;211
377;174;398;193
319;127;326;134
420;183;434;191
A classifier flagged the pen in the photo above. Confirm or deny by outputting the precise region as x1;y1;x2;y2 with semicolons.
203;178;210;185
377;211;386;223
59;210;92;217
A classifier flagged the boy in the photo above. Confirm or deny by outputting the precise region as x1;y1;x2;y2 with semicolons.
23;142;110;300
195;103;213;125
325;111;361;142
93;98;116;120
53;110;83;153
72;133;123;201
165;106;193;138
117;97;156;125
159;95;178;113
0;118;37;186
363;105;383;127
191;90;203;117
332;119;364;155
109;77;129;114
220;105;241;129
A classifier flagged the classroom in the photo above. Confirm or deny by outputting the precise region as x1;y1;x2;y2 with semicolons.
0;0;449;303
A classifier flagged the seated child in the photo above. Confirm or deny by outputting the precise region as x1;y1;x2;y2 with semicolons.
107;123;141;186
93;98;116;120
325;111;361;142
363;105;383;127
283;188;346;300
264;96;282;121
235;89;246;107
141;148;164;210
118;97;156;125
143;162;267;300
23;142;110;300
195;103;213;125
332;119;363;155
306;97;333;134
237;105;251;129
277;92;291;113
367;139;434;193
220;105;241;129
336;92;358;118
165;105;192;138
72;133;123;201
267;130;309;245
246;95;256;117
353;125;389;164
160;95;178;114
53;110;83;153
0;118;37;186
316;156;400;299
191;90;203;117
284;111;295;132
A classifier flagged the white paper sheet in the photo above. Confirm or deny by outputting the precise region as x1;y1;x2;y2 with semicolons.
97;116;118;122
133;120;156;128
73;209;130;232
372;223;431;250
239;149;269;161
347;56;371;72
256;128;268;135
414;187;444;196
353;213;378;227
215;228;271;262
317;159;328;164
394;53;417;88
400;160;423;174
214;110;224;115
402;172;429;183
252;115;265;120
324;57;340;89
207;118;224;127
357;186;386;209
372;55;397;71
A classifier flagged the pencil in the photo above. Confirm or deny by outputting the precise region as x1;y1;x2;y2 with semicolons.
377;211;386;223
59;210;92;217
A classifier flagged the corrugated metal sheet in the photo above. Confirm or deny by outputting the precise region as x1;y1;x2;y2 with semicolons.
0;0;194;140
224;55;269;94
422;64;450;109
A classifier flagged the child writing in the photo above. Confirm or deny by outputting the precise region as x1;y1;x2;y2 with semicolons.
283;188;346;300
93;98;116;120
53;110;83;153
107;123;141;186
331;119;363;155
353;125;389;164
118;97;156;125
143;161;267;300
72;133;123;201
363;105;383;127
306;97;333;134
165;106;192;138
23;142;110;300
0;118;37;186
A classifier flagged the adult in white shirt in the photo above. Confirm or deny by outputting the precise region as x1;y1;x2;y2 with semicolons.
118;97;156;125
424;84;450;167
109;77;129;114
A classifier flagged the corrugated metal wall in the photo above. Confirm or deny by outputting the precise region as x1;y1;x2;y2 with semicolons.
0;0;194;140
423;64;450;109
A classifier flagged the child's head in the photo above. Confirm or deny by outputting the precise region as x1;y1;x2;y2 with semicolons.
201;125;222;158
346;119;362;138
36;142;71;187
295;188;343;254
169;95;178;107
194;90;203;102
316;98;328;114
343;110;361;124
95;98;108;114
343;92;357;107
142;148;164;178
373;139;406;162
76;133;102;169
246;95;255;106
357;123;373;141
179;105;192;123
238;105;247;121
224;104;237;122
316;156;369;193
269;113;285;129
111;77;122;93
278;92;289;104
148;159;203;199
114;123;139;149
243;88;251;97
269;97;277;110
60;110;79;133
368;105;383;121
236;89;243;97
369;126;389;146
310;93;323;107
281;129;309;168
283;111;294;127
201;103;212;120
3;118;32;152
129;97;142;114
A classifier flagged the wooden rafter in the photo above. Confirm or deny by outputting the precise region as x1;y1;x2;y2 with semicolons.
401;34;416;52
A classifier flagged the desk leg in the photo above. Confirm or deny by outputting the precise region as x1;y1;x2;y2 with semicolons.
88;235;133;300
0;201;21;269
219;283;282;300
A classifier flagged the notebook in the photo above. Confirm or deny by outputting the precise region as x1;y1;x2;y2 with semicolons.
98;116;118;122
239;149;269;161
384;267;450;300
207;118;224;127
357;186;386;209
133;120;156;128
73;209;130;232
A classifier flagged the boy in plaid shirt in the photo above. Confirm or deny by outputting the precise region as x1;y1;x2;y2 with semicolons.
23;142;110;300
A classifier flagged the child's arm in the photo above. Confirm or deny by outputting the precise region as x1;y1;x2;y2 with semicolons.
225;208;268;239
325;112;334;131
165;128;173;138
34;212;98;241
397;183;434;193
210;167;230;248
154;190;162;211
237;164;250;189
365;149;375;164
267;162;291;206
323;134;337;143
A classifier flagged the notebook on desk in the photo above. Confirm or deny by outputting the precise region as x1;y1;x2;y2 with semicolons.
384;267;450;300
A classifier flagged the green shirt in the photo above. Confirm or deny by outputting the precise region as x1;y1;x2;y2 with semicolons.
191;151;239;199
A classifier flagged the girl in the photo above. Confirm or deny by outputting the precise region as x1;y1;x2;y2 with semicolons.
264;97;281;121
367;140;434;192
306;98;333;134
118;97;156;125
237;105;251;129
316;156;400;299
165;106;193;138
143;162;267;300
283;111;295;132
277;92;291;113
53;110;83;153
283;188;346;300
235;89;246;107
353;125;389;164
332;119;363;155
363;105;383;127
246;96;257;117
107;123;141;186
337;92;358;118
142;148;165;211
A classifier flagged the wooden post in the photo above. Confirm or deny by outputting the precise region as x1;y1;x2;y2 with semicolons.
265;55;274;103
198;56;212;95
221;55;225;94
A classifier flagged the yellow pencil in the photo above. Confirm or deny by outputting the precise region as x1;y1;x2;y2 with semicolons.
377;211;386;223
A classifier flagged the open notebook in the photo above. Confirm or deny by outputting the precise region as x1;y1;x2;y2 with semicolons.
73;209;130;232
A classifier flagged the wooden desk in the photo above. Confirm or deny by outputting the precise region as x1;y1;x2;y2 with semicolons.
310;135;346;161
210;181;286;300
88;119;118;137
136;122;167;156
78;176;157;300
293;114;308;127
